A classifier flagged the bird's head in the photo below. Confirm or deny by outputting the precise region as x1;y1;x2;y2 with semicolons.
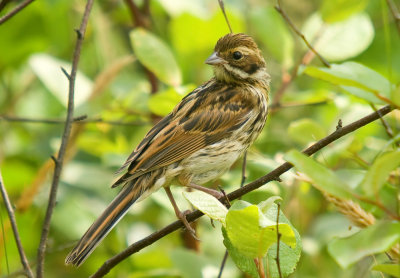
205;33;269;84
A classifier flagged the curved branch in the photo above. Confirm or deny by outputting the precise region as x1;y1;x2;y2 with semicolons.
35;1;94;277
0;171;34;278
90;105;394;277
0;0;34;25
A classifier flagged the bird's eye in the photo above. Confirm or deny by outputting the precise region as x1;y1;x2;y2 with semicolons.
232;51;243;60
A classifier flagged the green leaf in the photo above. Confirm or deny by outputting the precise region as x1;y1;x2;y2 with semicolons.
182;191;228;224
288;118;326;145
29;53;93;107
321;0;367;23
361;151;400;196
258;196;282;213
130;28;182;86
285;150;353;199
225;201;295;258
148;87;183;116
264;204;302;278
250;6;294;67
222;228;259;278
302;13;374;61
224;202;301;278
372;264;400;277
304;62;392;104
392;85;400;107
328;221;400;268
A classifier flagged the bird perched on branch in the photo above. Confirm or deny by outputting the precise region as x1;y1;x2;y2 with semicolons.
66;33;270;266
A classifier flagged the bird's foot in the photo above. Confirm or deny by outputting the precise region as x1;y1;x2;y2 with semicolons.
178;210;199;240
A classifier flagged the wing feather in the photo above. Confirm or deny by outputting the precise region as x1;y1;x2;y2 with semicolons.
112;81;255;187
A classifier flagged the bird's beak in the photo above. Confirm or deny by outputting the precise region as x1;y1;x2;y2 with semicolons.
205;52;226;65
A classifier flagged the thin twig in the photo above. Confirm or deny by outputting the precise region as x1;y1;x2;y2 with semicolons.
0;115;148;126
0;0;34;25
254;258;266;278
218;151;247;278
218;0;233;33
241;151;247;188
217;250;229;278
270;48;323;109
90;105;394;277
369;103;398;145
275;0;330;67
275;203;282;278
35;1;94;277
0;170;34;278
386;0;400;35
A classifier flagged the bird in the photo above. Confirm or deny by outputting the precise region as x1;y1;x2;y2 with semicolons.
65;33;271;267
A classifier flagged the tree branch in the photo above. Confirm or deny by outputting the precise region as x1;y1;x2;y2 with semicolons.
218;0;233;33
35;1;94;277
0;115;148;126
90;105;394;277
0;170;34;278
275;0;330;67
0;0;34;25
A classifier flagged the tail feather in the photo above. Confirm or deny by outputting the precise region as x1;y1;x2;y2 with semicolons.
65;183;141;266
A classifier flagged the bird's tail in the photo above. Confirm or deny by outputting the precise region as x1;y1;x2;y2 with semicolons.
65;182;142;267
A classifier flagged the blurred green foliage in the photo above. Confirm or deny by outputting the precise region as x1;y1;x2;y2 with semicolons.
0;0;399;277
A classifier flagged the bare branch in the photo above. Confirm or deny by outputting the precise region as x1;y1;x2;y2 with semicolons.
0;170;34;278
91;105;395;277
35;1;94;277
275;0;330;67
217;251;229;278
0;0;34;25
218;0;233;33
0;115;148;126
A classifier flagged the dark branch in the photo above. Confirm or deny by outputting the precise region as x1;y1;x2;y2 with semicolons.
90;105;394;277
35;1;94;277
0;0;34;25
0;171;34;278
275;203;282;278
275;0;330;67
0;115;148;126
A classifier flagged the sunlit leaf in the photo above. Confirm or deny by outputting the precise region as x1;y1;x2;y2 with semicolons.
183;191;228;224
29;53;93;107
285;150;353;199
264;203;302;278
304;62;392;104
360;150;400;196
148;85;194;116
288;118;326;145
130;28;182;86
302;13;374;61
321;0;367;23
224;202;301;278
372;264;400;277
225;201;295;258
328;221;400;268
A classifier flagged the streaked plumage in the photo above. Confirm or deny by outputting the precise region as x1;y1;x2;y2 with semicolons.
66;33;270;266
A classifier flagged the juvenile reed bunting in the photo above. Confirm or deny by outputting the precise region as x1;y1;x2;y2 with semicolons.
66;33;270;266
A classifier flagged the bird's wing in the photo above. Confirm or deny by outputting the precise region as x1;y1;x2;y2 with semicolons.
112;81;255;187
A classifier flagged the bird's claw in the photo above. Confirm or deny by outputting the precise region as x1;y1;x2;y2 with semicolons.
178;210;200;240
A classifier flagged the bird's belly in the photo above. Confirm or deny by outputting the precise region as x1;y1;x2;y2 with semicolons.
179;139;245;185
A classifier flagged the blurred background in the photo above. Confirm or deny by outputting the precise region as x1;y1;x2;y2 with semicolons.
0;0;399;277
